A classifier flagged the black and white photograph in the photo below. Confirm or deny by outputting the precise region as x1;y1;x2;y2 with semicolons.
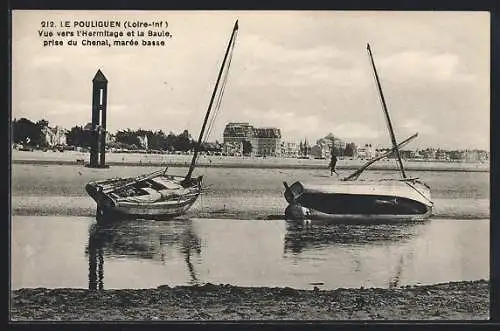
10;10;490;320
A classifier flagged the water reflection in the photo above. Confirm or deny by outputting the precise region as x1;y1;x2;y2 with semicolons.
284;221;425;254
283;221;426;289
85;217;202;290
389;254;405;289
87;224;104;291
12;216;488;290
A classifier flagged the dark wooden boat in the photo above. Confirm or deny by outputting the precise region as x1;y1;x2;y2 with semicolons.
85;169;203;219
283;43;433;222
86;20;240;220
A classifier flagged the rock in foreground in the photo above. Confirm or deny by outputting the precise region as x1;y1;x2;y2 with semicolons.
11;280;489;321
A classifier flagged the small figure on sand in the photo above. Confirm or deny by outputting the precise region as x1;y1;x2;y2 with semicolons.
329;153;338;176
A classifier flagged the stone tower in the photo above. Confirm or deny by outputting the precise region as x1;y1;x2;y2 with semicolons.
89;69;109;168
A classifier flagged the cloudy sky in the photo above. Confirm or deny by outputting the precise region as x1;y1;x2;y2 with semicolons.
12;10;489;150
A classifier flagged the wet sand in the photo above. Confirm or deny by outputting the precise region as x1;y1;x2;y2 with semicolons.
12;163;490;220
11;280;489;320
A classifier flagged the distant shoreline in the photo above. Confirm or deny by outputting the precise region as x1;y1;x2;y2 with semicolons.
12;158;490;173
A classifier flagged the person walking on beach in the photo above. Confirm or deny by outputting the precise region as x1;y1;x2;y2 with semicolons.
329;153;338;176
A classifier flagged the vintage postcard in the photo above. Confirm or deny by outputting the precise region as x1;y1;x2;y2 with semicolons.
10;10;490;321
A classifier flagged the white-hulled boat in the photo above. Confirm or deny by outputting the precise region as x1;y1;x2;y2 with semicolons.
283;43;433;222
86;20;240;221
284;178;433;222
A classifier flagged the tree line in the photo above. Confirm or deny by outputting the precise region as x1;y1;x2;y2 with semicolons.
12;118;50;146
112;129;217;152
12;118;221;152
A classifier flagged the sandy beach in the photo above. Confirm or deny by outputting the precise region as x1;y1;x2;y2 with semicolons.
10;160;491;321
12;150;490;172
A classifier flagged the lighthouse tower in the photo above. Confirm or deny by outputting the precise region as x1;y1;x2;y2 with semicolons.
88;69;109;168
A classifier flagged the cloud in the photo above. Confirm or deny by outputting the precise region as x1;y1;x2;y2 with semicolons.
379;51;475;83
400;118;436;135
234;32;364;88
331;122;382;141
11;11;489;150
30;55;63;68
240;34;343;65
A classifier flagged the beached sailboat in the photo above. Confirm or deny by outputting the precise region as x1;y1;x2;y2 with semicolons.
283;43;433;222
86;20;239;220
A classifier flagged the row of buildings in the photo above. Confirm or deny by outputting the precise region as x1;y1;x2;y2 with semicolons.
397;148;489;162
222;123;352;158
27;122;488;162
221;122;489;162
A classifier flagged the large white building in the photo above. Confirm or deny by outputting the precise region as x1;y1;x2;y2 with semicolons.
42;126;67;147
356;144;375;159
310;144;330;159
252;127;281;156
281;141;299;158
223;141;243;156
223;122;281;156
138;135;148;150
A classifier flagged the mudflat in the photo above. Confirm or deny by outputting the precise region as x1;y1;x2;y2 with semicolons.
11;163;490;219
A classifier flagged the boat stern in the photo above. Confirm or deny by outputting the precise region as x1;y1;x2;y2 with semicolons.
283;181;304;204
85;181;100;202
85;181;117;209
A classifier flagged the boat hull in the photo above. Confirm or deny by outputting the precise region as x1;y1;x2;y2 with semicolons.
283;179;433;222
85;173;202;221
96;198;199;220
284;203;432;223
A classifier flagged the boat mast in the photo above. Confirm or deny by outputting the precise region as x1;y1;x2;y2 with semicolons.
342;133;417;181
366;43;407;179
183;20;239;184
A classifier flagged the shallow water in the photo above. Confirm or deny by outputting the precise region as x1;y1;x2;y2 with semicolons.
11;216;489;291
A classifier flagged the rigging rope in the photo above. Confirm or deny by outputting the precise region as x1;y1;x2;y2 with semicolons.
369;66;402;175
183;21;239;184
203;29;238;144
367;44;406;179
